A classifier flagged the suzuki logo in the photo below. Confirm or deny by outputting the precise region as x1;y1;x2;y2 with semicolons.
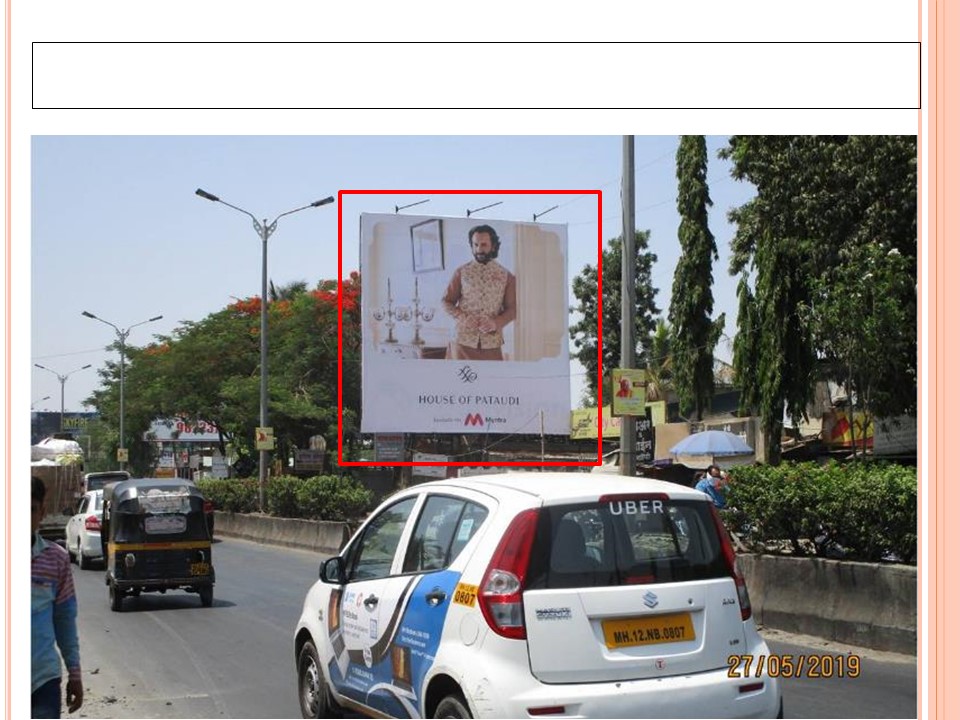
643;591;659;609
464;413;485;427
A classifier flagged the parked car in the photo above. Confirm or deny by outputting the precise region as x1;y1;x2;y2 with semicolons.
65;490;103;569
293;472;783;719
83;470;130;493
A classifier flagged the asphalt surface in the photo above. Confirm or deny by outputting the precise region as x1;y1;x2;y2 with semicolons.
68;536;917;719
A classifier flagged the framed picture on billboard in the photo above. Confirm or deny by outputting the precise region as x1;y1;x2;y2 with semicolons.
410;218;444;273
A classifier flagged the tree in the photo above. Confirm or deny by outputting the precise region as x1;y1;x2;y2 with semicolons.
721;135;917;462
644;319;674;403
569;232;659;407
669;135;725;420
86;273;364;475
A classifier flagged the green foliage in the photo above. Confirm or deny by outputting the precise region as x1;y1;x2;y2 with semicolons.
569;233;660;406
289;475;374;522
196;478;259;514
198;475;374;522
669;135;724;419
723;461;917;563
720;136;917;461
86;273;363;469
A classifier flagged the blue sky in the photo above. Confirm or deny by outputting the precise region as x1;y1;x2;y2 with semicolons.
30;135;756;413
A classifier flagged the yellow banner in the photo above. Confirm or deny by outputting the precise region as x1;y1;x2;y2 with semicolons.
570;406;621;440
611;368;648;416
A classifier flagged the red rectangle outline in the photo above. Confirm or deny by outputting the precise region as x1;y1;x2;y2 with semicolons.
337;189;604;467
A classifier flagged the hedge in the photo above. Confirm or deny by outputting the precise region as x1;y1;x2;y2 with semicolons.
196;474;374;523
723;461;917;563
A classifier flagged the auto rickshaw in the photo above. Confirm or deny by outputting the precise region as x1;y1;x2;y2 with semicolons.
101;478;215;611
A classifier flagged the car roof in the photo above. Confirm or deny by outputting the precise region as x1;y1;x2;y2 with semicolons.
104;477;204;503
419;472;707;505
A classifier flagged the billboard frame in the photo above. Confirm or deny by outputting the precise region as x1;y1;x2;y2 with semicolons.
337;189;604;468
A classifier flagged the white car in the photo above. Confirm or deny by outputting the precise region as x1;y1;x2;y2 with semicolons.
65;490;103;569
294;473;783;719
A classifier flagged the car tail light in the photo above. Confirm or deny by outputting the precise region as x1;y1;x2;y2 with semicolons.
710;504;752;620
85;515;101;532
478;509;539;640
203;500;214;514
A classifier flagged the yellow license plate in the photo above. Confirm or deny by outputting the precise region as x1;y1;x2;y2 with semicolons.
602;612;695;648
190;562;210;576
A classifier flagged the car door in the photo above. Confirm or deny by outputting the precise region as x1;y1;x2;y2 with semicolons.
67;495;88;550
328;495;420;712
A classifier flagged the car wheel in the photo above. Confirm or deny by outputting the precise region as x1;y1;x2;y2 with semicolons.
109;583;124;612
435;693;472;719
199;586;214;607
298;640;340;718
78;543;90;570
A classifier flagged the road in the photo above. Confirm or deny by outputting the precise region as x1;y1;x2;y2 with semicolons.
70;537;917;719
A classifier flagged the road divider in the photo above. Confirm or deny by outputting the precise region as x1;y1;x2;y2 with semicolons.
213;511;350;555
738;554;916;655
213;512;916;655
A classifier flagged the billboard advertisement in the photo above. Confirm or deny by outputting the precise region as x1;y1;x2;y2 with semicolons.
360;213;570;434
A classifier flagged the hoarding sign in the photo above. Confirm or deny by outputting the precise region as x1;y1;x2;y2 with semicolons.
375;433;405;462
359;213;571;436
570;406;621;440
411;452;450;478
611;368;648;417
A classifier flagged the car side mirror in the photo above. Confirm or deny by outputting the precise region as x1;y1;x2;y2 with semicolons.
320;556;345;584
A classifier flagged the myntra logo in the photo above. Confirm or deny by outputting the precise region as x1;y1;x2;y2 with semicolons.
464;413;484;426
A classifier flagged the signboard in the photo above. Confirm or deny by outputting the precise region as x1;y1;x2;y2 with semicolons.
636;408;655;464
647;400;667;427
211;456;229;479
146;417;221;443
375;433;406;462
611;368;648;417
873;415;917;456
411;452;449;478
116;448;129;463
255;427;275;451
570;406;621;440
360;213;571;435
295;449;326;472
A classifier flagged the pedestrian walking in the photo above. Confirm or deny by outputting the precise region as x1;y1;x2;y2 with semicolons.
32;475;83;718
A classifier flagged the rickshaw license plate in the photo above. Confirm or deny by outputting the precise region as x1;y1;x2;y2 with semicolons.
190;562;210;576
602;612;695;648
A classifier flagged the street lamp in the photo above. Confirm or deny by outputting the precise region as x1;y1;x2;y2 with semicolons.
31;395;52;411
81;311;163;469
195;187;335;512
33;364;92;431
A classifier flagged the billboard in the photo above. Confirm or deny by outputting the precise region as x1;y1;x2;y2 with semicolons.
360;213;570;434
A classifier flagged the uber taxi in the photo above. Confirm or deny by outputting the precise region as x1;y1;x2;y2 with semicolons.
294;473;783;719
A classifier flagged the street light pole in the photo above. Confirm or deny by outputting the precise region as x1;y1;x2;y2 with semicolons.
81;312;163;469
33;363;92;432
31;395;51;411
195;188;334;513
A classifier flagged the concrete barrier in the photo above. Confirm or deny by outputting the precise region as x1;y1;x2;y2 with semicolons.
738;554;917;655
213;511;350;555
213;513;916;654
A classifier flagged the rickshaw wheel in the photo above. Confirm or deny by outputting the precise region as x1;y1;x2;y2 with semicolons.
199;586;213;608
298;640;340;718
109;583;124;612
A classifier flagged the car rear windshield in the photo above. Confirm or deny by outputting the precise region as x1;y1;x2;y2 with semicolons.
525;497;728;589
86;472;129;491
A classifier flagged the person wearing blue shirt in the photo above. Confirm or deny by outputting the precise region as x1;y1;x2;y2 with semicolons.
695;464;728;509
